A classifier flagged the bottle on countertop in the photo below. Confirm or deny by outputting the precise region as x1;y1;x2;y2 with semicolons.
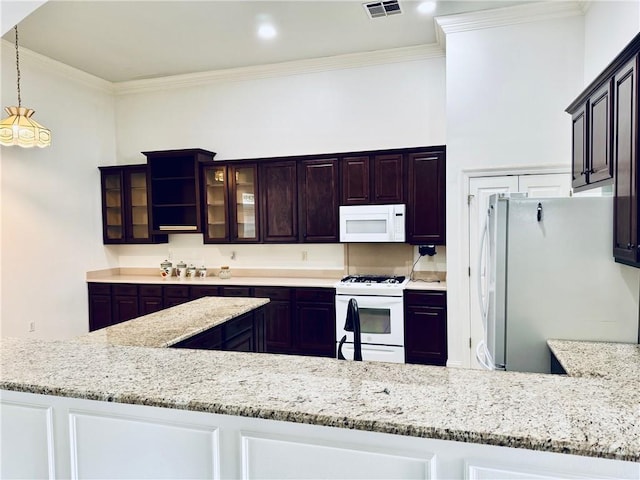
176;261;187;280
219;266;231;279
187;264;197;278
198;265;207;278
160;260;173;279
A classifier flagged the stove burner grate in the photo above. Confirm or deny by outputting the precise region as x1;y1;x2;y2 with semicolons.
340;275;406;284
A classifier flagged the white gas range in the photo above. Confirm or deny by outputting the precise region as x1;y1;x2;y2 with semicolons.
334;274;409;363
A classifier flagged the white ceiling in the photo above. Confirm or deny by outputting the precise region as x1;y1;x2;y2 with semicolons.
3;0;533;83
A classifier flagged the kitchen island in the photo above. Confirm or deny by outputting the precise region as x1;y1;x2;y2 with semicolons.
1;301;638;478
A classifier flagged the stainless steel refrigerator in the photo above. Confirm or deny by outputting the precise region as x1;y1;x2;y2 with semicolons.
477;194;639;373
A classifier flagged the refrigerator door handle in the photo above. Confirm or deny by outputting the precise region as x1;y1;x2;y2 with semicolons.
537;203;543;222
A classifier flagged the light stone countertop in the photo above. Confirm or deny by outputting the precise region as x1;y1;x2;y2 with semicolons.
85;269;447;291
547;339;640;382
1;331;638;461
74;297;270;348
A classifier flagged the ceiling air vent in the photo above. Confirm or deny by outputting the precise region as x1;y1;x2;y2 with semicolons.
363;1;402;19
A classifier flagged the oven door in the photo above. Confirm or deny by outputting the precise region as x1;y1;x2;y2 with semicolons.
339;343;405;363
335;294;404;347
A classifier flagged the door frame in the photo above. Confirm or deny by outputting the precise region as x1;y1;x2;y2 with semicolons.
457;165;570;369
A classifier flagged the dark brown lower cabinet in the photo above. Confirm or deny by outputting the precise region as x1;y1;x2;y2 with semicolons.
139;285;163;315
88;283;112;331
112;285;139;324
404;290;447;366
172;309;265;353
295;288;336;358
255;287;294;354
163;285;190;308
87;282;335;358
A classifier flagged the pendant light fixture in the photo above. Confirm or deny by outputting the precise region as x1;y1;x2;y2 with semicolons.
0;25;51;148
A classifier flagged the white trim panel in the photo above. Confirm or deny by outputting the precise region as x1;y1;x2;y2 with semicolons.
241;430;435;479
0;400;56;479
68;410;220;480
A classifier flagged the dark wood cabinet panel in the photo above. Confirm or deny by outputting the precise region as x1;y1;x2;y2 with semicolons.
341;156;370;205
298;158;339;243
229;163;260;242
145;149;215;234
406;148;446;245
373;153;403;204
295;288;336;358
341;153;403;205
190;285;220;299
589;81;613;184
570;82;614;191
255;287;294;354
202;163;230;243
260;160;298;242
613;56;639;266
113;294;139;324
220;286;253;297
172;309;263;353
139;285;163;315
99;165;168;245
404;290;447;366
571;106;588;189
163;285;191;308
88;283;112;332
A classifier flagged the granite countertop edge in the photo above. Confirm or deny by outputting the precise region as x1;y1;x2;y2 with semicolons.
1;377;634;463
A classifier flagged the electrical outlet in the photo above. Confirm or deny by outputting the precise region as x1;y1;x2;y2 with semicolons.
302;251;308;261
29;322;35;332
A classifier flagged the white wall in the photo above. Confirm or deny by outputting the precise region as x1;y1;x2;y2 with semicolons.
583;0;640;84
1;43;116;339
112;57;447;272
444;13;585;367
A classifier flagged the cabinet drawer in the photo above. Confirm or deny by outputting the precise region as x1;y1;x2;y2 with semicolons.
139;285;162;297
190;286;220;298
221;286;252;297
88;283;111;295
112;284;138;296
224;312;254;339
164;285;190;298
254;287;292;301
405;290;446;307
295;288;334;303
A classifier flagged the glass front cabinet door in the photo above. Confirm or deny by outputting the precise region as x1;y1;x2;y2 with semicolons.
230;163;259;242
99;165;167;244
202;164;230;243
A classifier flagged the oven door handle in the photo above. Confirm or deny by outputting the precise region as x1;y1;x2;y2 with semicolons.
337;335;348;360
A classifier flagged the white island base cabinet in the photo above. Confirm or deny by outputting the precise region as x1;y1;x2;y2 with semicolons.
1;390;637;480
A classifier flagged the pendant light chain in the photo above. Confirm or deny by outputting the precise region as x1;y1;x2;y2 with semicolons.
14;26;21;108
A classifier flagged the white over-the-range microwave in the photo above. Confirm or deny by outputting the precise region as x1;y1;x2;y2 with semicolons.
339;204;406;243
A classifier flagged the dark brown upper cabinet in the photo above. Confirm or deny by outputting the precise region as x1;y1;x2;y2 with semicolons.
202;162;230;243
260;159;298;242
569;82;614;191
406;147;446;245
144;148;216;234
99;165;167;244
298;157;339;243
568;33;640;267
341;153;404;205
228;163;260;242
612;56;638;266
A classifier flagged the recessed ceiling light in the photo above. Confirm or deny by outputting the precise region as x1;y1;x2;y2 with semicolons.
257;23;277;40
417;1;437;15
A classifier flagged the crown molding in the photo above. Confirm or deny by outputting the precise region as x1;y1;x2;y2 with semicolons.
113;44;444;96
1;39;114;95
435;1;583;48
